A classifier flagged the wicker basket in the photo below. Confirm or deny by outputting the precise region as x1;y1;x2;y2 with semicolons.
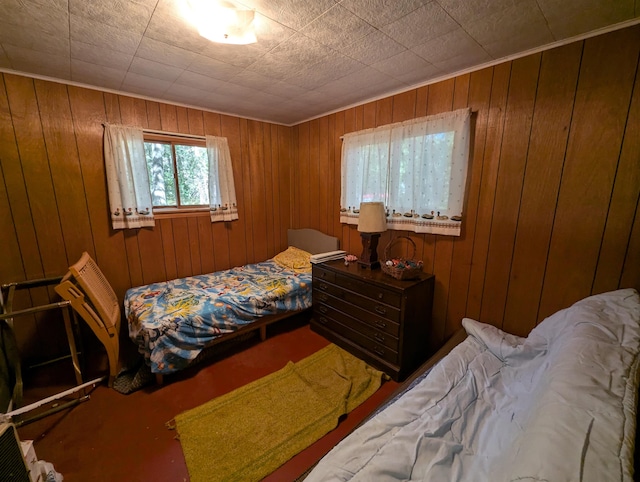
381;236;423;280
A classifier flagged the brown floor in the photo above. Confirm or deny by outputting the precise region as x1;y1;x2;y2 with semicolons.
15;317;400;482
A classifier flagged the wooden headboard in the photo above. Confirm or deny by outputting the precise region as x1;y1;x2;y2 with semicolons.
287;229;340;255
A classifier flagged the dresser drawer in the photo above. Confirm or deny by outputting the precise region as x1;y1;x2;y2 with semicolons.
335;273;402;308
314;281;401;323
314;303;398;351
312;265;335;283
314;314;399;365
313;291;400;338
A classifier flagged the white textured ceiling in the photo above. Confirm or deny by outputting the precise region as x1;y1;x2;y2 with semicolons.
1;0;639;125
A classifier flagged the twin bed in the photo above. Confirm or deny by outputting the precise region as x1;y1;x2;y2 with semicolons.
124;228;339;380
303;288;640;481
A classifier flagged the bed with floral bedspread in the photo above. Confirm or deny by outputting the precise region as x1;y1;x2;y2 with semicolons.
125;247;314;375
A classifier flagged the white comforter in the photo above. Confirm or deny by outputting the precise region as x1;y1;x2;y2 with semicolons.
306;289;640;481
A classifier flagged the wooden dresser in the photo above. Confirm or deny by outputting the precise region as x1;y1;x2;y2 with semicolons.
311;260;435;381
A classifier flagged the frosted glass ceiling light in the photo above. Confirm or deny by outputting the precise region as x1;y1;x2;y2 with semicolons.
185;0;257;45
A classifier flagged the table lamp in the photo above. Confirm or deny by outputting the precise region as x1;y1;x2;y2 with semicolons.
357;202;387;269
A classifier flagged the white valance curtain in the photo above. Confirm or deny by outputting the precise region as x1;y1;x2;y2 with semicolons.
340;108;471;236
207;136;238;222
103;126;238;229
103;124;155;229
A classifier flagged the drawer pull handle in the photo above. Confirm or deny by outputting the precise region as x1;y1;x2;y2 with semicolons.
319;283;328;291
375;320;387;329
377;292;384;300
318;293;328;302
318;306;328;314
373;346;385;356
374;306;387;315
319;317;328;324
373;333;385;343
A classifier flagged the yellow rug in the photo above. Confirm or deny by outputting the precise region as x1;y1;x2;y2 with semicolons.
172;344;385;482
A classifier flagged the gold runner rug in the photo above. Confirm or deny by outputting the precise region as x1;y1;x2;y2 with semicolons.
172;344;385;482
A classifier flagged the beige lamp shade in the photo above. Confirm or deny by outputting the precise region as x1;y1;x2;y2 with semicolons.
357;202;387;233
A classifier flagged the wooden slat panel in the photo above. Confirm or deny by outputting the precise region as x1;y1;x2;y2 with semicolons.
159;103;179;131
442;74;470;340
203;111;229;269
342;108;356;253
66;86;131;299
247;120;268;262
116;95;148;288
4;74;68;278
326;114;337;239
309;119;321;231
159;218;178;281
415;86;428;116
277;125;291;250
539;27;640;320
138;227;167;284
172;217;192;278
188;217;202;275
263;124;275;256
426;78;455;115
391;90;416;122
363;101;376;128
35;80;95;265
0;151;24;283
197;215;215;274
187;108;205;136
445;67;494;334
4;75;68;359
480;53;541;329
375;97;393;128
0;74;44;281
146;101;162;130
354;105;364;131
620;202;640;290
502;42;582;335
239;118;255;263
290;125;300;229
318;116;330;236
176;106;189;132
592;58;640;294
333;112;345;241
297;122;310;230
221;114;246;268
465;63;512;322
0;77;32;344
426;81;455;348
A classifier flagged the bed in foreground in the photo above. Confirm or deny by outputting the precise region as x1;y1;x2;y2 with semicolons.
124;228;339;380
304;288;640;481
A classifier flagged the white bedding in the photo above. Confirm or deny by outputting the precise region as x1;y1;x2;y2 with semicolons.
305;288;640;482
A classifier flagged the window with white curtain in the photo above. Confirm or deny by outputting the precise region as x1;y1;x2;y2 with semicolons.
340;107;471;236
103;124;238;229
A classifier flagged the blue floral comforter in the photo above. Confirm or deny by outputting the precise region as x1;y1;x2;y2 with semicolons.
124;260;311;374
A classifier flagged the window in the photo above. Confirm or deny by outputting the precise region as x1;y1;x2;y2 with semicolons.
103;123;238;230
144;134;209;209
340;108;471;236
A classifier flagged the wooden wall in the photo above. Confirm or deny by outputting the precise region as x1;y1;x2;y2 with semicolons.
292;25;640;350
0;75;292;362
1;24;639;364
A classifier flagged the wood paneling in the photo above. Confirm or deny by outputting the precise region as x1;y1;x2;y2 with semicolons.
1;24;639;365
291;25;640;345
0;80;294;362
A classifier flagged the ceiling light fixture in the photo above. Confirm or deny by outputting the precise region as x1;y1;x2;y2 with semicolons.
184;0;257;45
